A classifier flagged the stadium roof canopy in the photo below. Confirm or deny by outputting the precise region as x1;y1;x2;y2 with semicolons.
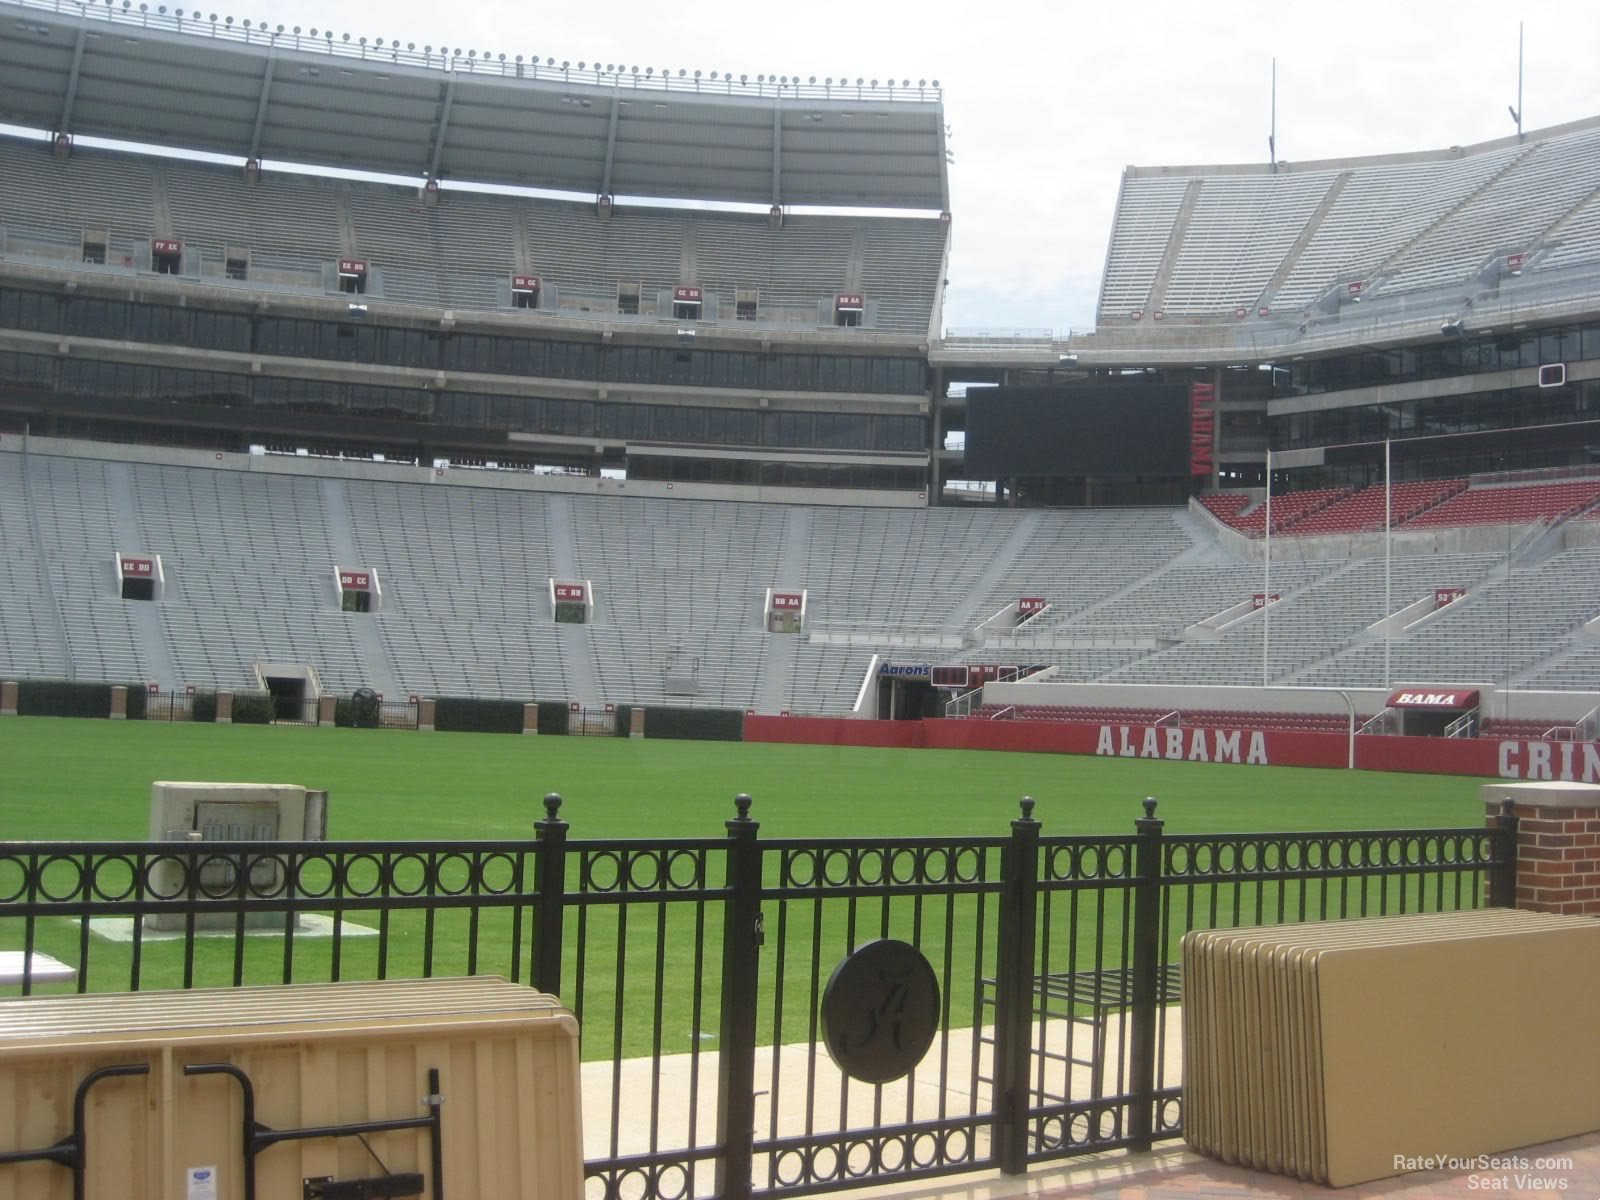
0;0;948;210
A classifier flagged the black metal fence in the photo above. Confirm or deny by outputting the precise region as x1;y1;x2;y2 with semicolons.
378;700;420;729
141;690;197;721
270;696;320;725
568;706;619;736
0;798;1516;1200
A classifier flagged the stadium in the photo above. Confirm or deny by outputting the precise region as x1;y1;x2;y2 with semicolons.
2;2;1600;1199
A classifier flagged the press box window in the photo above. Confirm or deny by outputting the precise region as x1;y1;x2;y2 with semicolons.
553;582;589;624
81;229;108;266
512;275;542;310
672;286;702;322
152;239;182;275
337;259;368;295
120;556;157;600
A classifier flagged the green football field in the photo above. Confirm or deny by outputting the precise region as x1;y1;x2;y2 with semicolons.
0;717;1486;841
0;718;1493;1049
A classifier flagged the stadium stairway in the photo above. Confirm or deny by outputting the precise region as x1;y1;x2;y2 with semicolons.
750;506;809;712
1050;521;1235;634
1509;630;1600;689
772;507;813;601
1363;142;1540;298
754;630;799;714
105;463;181;689
17;449;74;679
320;479;405;700
1144;180;1203;313
950;513;1042;636
983;507;1224;645
543;494;605;704
0;450;69;679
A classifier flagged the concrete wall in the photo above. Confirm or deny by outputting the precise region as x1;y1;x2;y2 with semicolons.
979;680;1600;723
1188;496;1600;563
981;680;1389;717
745;716;1600;783
0;433;928;510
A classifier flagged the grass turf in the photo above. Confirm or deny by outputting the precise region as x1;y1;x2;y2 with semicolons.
0;717;1486;841
0;718;1493;1054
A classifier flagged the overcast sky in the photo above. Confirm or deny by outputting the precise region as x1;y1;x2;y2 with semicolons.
116;0;1600;331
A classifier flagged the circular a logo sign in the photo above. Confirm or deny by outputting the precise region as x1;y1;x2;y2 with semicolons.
821;939;941;1084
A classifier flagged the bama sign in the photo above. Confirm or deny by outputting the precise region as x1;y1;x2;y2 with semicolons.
1386;689;1479;709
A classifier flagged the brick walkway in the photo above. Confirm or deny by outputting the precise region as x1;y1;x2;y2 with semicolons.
876;1132;1600;1200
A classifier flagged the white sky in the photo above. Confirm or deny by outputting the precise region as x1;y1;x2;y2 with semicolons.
79;0;1600;332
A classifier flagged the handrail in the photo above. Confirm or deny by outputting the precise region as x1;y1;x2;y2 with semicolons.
1358;708;1398;736
943;687;983;719
1506;517;1552;561
1578;703;1600;742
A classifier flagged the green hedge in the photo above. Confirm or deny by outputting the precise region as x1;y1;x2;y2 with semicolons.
537;700;569;736
435;696;525;734
643;706;745;742
231;690;273;725
16;680;114;718
8;679;741;746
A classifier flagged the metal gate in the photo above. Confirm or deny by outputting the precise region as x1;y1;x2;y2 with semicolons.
0;797;1513;1200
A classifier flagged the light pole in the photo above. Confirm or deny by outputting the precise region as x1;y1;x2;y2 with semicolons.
1263;449;1273;687
1384;438;1392;691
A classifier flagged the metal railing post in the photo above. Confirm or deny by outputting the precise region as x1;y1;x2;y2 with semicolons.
1127;797;1165;1151
993;796;1040;1175
532;793;568;994
714;795;763;1200
1491;797;1520;909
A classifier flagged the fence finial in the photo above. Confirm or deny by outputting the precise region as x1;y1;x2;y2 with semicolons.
543;792;563;819
734;793;753;820
1018;796;1036;820
1143;796;1159;819
1499;797;1515;817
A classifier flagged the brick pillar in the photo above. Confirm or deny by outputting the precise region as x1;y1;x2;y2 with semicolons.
630;708;645;739
417;698;436;733
523;703;539;736
317;695;337;726
109;685;127;719
1;680;17;716
215;691;234;725
1482;780;1600;914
